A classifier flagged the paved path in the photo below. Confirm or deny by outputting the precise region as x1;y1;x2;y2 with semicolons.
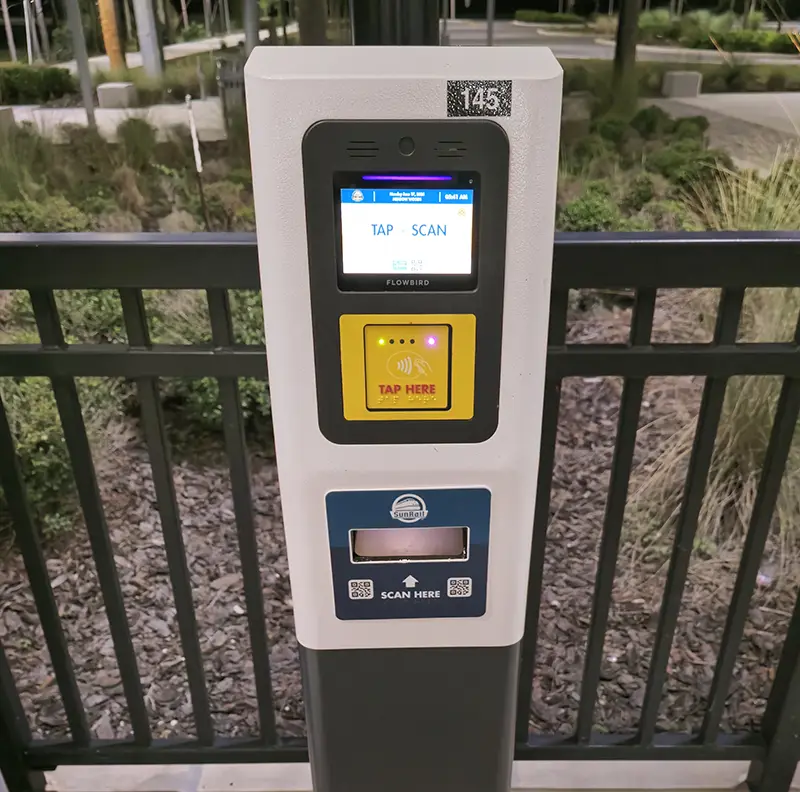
12;97;226;142
57;23;298;75
445;18;800;64
651;92;800;171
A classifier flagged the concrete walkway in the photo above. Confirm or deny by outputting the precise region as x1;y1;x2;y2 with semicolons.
43;759;800;792
57;23;298;75
652;92;800;171
12;98;226;142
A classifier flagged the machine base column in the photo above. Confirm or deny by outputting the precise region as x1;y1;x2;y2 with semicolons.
300;643;521;792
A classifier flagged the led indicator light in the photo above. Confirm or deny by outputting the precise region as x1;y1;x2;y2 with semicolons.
426;336;437;347
378;338;386;346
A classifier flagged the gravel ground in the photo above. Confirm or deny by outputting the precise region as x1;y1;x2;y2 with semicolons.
0;293;797;741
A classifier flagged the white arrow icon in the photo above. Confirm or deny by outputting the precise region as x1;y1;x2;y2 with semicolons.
403;575;419;589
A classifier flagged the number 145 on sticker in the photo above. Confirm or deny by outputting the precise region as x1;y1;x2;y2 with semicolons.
447;80;512;117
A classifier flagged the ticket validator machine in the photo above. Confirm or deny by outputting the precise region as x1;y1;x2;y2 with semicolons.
245;46;562;792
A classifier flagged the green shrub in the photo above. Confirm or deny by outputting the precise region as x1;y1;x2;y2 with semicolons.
672;115;710;140
0;66;77;104
630;105;674;139
204;180;255;231
117;117;158;172
558;182;620;231
640;198;703;231
179;21;207;41
515;9;587;24
645;139;732;190
593;115;629;147
50;25;74;60
572;132;613;162
0;197;90;232
680;27;796;52
0;375;124;538
147;289;270;430
563;65;593;95
638;9;680;42
744;9;765;28
623;173;656;212
560;58;800;101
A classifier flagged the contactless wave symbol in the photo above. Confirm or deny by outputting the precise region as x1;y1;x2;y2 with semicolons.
389;351;433;379
397;356;413;376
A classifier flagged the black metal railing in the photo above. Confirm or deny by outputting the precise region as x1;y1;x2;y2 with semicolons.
0;232;799;792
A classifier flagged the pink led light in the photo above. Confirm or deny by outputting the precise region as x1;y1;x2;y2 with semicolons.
426;337;436;347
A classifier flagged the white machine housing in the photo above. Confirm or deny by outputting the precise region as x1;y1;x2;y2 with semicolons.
245;46;562;652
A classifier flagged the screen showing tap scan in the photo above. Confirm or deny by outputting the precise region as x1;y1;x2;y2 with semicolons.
340;186;474;276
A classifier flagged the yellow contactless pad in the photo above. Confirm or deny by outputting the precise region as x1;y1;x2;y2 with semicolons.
364;325;450;411
339;314;476;422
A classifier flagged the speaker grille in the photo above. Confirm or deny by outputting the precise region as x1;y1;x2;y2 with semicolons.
435;141;467;158
346;141;379;158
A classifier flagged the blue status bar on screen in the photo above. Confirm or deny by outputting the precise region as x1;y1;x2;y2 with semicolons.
341;188;473;205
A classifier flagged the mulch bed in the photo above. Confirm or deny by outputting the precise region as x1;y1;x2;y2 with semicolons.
0;293;797;741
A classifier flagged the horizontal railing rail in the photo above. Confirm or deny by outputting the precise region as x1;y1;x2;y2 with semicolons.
0;232;798;792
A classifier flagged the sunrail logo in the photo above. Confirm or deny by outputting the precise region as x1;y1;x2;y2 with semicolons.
390;494;428;524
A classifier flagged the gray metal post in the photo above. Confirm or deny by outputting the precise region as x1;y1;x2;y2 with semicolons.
132;0;164;78
244;0;259;54
486;0;495;45
64;0;96;127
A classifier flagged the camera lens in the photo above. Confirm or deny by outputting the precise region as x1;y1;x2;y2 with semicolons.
398;136;415;156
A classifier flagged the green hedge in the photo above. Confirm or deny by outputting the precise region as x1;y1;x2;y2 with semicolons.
634;9;797;53
0;66;77;104
684;28;797;53
561;59;800;96
515;9;587;24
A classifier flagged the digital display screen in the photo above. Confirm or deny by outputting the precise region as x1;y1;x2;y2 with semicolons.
339;185;475;277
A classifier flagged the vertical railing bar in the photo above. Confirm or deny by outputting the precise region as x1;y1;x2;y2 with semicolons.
0;389;89;745
0;641;46;792
29;291;152;746
515;288;568;744
118;289;150;347
0;638;31;745
700;314;800;744
746;583;800;792
575;287;656;744
637;287;744;745
120;289;215;746
206;288;278;745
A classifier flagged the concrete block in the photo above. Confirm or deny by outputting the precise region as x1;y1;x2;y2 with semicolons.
561;94;591;143
661;71;703;98
0;106;15;132
97;81;139;109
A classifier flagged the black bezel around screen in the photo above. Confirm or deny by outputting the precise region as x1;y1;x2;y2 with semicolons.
334;171;481;292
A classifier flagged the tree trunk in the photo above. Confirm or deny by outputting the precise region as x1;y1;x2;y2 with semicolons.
297;0;327;44
22;0;33;62
98;0;126;70
131;0;164;77
65;0;96;126
612;0;641;113
243;0;259;52
33;0;49;58
0;0;16;61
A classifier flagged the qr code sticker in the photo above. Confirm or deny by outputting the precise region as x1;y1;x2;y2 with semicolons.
447;577;473;598
348;579;374;600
